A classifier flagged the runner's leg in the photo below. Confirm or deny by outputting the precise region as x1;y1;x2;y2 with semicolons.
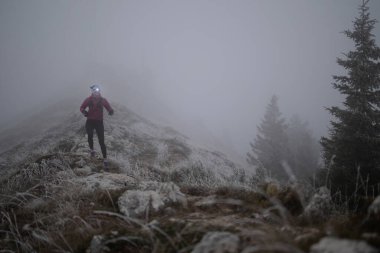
85;120;95;151
95;121;107;159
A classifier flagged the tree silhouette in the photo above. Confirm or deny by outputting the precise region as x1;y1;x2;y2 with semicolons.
247;95;288;181
321;0;380;197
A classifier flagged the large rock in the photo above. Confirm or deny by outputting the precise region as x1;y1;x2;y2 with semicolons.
118;181;187;217
310;237;378;253
191;231;240;253
303;187;332;222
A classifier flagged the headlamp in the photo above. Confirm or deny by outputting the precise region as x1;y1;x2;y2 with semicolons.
90;84;101;93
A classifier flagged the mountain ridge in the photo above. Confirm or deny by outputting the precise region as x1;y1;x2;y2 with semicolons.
0;98;248;181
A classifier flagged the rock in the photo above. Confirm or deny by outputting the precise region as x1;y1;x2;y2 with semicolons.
191;231;240;253
310;237;378;253
303;187;332;222
117;181;187;217
118;190;164;217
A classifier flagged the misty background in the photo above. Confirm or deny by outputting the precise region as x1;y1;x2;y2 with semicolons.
1;0;380;164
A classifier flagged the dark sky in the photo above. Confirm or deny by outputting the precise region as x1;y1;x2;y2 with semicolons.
1;0;380;160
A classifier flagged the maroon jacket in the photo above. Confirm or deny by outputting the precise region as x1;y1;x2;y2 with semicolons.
80;95;113;121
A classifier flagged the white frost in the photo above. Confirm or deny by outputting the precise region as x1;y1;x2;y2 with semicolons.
303;187;332;221
73;173;136;192
310;237;378;253
118;181;187;217
118;190;164;217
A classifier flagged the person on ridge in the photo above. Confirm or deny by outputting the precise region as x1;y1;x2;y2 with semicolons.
80;84;114;170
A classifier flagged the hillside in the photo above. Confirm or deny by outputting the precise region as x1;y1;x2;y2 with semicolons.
1;150;379;252
0;99;379;253
0;99;245;182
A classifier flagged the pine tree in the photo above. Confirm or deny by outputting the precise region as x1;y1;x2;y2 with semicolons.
321;0;380;197
247;95;288;180
287;115;320;180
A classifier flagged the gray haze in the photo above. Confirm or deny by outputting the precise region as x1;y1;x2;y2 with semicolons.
1;0;380;162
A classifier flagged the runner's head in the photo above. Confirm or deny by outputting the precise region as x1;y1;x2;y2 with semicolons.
90;84;101;97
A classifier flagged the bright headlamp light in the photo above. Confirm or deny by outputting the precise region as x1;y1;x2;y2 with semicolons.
90;84;101;93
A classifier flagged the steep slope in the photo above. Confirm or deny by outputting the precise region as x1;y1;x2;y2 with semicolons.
0;98;245;181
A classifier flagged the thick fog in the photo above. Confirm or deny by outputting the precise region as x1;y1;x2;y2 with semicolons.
1;0;380;162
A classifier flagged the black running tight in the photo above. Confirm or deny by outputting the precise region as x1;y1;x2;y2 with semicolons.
85;119;107;158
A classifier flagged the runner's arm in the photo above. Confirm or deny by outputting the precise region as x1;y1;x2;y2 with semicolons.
80;98;90;113
102;98;114;115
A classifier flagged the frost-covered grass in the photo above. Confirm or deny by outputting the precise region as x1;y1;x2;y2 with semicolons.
0;154;127;252
0;153;266;252
1;153;379;253
1;102;380;252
